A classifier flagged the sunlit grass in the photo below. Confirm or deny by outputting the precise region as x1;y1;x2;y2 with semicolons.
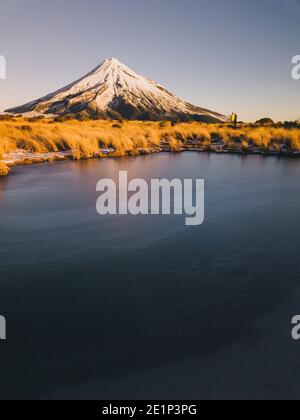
0;117;299;175
0;162;9;176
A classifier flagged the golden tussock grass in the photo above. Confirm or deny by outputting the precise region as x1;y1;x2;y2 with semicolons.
0;162;9;176
0;119;162;159
0;118;299;175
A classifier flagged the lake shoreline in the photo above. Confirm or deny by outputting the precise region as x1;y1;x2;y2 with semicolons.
1;119;300;176
1;145;300;177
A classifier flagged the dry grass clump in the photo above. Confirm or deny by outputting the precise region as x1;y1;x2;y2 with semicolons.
0;119;164;159
0;162;9;176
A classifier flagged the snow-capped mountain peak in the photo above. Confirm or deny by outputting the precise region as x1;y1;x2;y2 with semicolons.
6;58;226;122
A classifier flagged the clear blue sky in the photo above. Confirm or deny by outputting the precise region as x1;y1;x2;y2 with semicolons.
0;0;299;121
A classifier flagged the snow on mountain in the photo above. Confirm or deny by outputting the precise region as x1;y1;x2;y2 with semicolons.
6;58;226;122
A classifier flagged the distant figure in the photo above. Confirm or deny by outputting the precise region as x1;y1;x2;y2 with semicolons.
231;112;238;128
234;113;238;127
231;112;235;126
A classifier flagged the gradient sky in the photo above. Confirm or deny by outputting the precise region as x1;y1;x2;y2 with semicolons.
0;0;299;121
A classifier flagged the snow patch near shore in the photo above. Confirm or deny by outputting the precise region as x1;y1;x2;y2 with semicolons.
1;149;71;165
1;148;116;167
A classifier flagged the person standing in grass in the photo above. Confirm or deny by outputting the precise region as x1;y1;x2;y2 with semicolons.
231;112;235;126
231;112;238;128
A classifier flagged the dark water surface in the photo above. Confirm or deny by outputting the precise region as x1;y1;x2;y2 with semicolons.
0;153;300;400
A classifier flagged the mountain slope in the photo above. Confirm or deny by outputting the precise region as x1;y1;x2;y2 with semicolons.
6;58;226;122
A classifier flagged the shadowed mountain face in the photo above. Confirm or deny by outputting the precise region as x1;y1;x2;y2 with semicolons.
6;58;226;122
